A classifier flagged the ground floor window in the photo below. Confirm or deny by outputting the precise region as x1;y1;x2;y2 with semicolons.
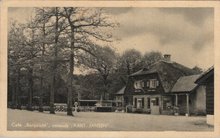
134;97;145;108
133;97;162;109
162;96;172;110
147;98;150;108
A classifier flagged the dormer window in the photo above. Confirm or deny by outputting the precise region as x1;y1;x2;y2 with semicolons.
149;79;159;88
134;79;159;90
134;80;142;89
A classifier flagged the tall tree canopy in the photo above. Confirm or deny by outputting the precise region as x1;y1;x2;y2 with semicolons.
117;49;143;76
79;46;117;100
143;51;163;67
8;7;117;116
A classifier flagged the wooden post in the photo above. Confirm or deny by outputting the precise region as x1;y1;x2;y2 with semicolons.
186;94;189;116
122;97;124;107
175;94;178;106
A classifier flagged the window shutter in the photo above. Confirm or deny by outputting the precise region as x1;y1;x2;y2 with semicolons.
138;81;141;89
146;81;149;87
156;97;159;106
134;82;138;89
134;98;137;108
156;80;159;86
142;98;145;108
142;81;145;87
147;98;151;108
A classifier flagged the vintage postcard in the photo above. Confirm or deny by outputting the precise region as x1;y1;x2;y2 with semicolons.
0;0;220;138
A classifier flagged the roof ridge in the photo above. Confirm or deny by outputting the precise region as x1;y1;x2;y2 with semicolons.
179;74;201;78
166;61;197;75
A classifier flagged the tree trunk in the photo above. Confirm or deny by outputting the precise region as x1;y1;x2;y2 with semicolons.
50;47;57;114
27;21;36;111
50;75;55;114
14;74;18;109
66;9;76;116
39;73;44;112
50;7;59;114
11;78;16;109
27;68;33;111
67;52;74;116
39;8;46;112
67;26;75;116
16;68;21;109
103;75;108;100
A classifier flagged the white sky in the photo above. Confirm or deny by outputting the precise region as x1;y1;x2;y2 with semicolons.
8;7;214;73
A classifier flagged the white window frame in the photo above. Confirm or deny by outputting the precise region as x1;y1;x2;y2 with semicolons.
134;80;142;89
149;79;158;88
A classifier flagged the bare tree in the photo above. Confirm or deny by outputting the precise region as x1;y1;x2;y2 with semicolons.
34;8;48;112
8;7;117;116
8;19;41;111
34;7;69;114
79;46;117;100
8;22;27;109
25;20;40;111
143;51;163;67
60;7;117;115
117;49;143;75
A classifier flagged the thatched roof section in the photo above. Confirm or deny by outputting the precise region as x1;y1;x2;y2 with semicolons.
171;74;200;92
130;60;199;92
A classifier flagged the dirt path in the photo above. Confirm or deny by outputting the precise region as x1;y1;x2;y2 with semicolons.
7;109;213;131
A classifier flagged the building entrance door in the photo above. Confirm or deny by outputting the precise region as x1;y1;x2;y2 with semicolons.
137;99;142;109
151;97;160;115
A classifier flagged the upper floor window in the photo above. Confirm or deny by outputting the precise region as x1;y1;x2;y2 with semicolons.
134;79;159;90
149;79;159;88
134;80;142;89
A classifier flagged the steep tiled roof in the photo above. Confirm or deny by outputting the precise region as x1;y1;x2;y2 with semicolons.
171;74;200;92
130;60;199;92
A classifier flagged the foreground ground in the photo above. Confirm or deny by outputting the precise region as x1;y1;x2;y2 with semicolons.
8;109;213;131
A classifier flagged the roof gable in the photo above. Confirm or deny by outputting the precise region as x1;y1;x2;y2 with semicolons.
195;66;214;84
130;60;199;92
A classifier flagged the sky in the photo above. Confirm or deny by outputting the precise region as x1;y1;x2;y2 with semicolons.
8;7;214;71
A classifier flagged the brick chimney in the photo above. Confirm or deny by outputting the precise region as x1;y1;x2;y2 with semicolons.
164;54;171;62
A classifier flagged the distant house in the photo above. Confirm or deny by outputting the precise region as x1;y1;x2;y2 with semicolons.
115;86;125;107
123;54;204;115
195;66;214;125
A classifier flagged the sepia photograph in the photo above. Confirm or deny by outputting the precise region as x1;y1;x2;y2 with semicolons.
1;1;219;137
6;6;215;131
